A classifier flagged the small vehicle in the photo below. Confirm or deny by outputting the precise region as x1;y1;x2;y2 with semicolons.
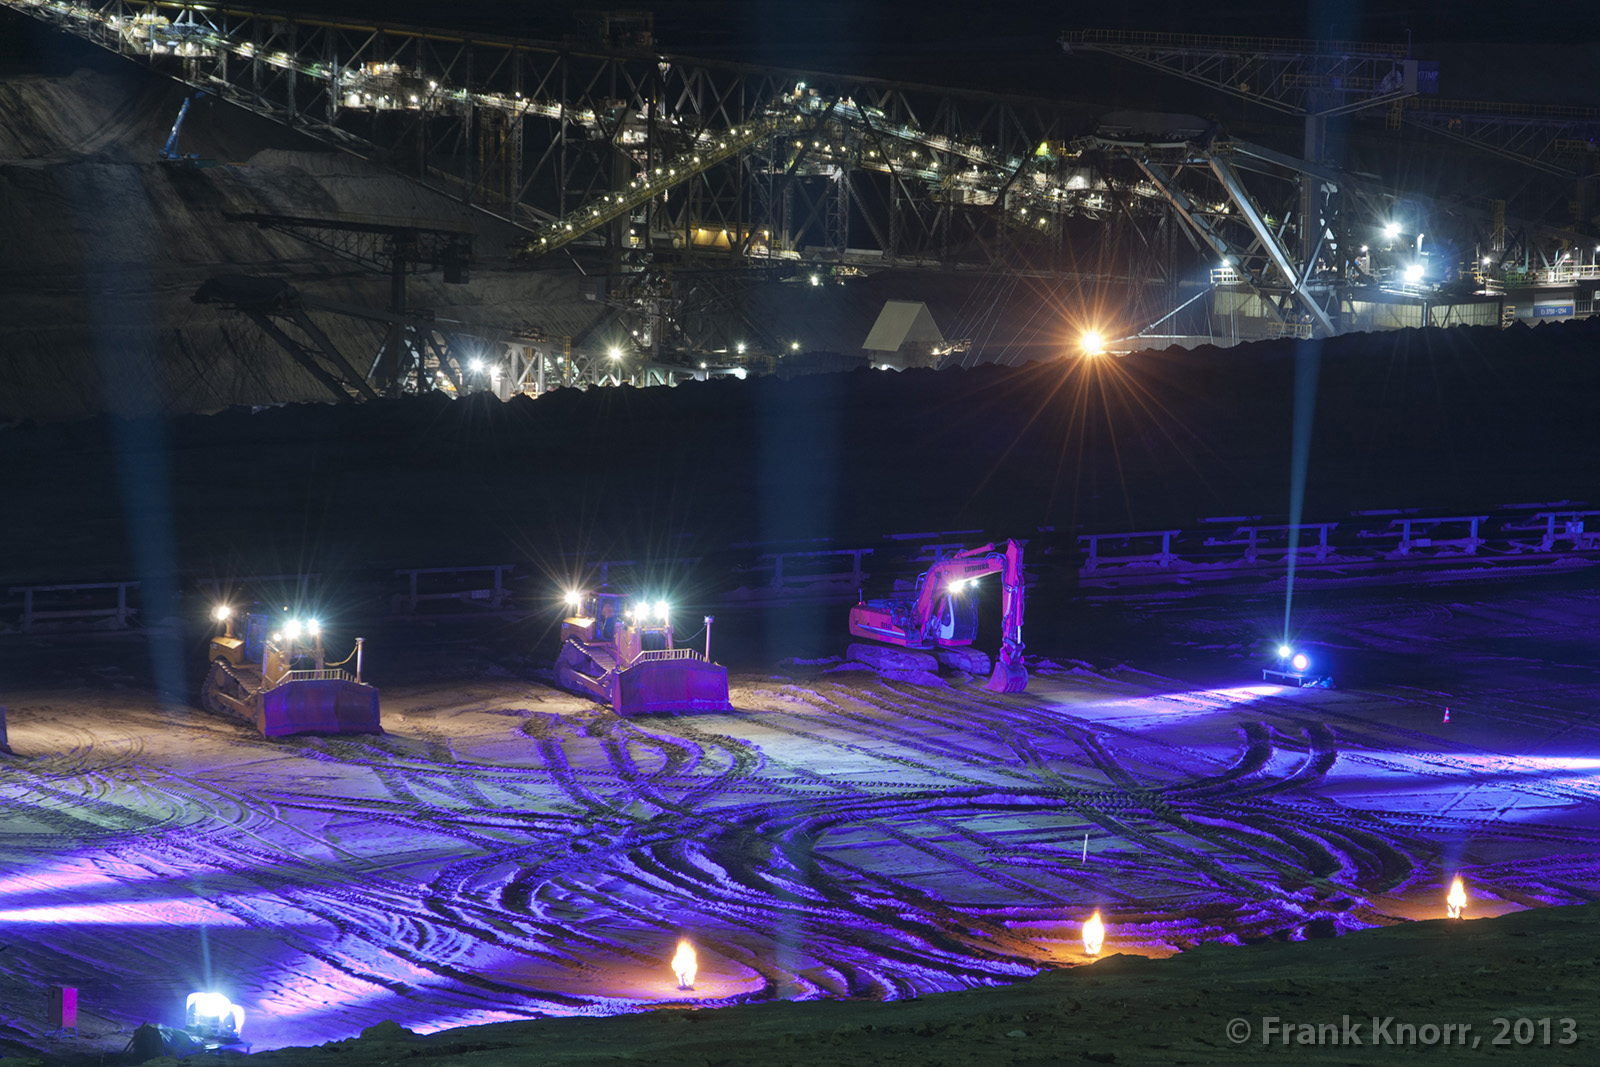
554;590;731;714
202;605;381;736
1264;642;1334;688
848;539;1028;692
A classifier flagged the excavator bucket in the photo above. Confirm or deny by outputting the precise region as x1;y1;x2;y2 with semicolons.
614;657;732;715
986;661;1028;694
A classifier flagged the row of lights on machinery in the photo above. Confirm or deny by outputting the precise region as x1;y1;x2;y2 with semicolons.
564;590;672;622
212;604;318;642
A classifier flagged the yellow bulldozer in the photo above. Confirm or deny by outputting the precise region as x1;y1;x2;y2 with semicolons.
554;590;731;714
202;605;381;737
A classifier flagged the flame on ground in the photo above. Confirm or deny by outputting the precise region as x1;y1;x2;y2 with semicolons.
672;938;697;989
1083;910;1105;956
1447;876;1467;919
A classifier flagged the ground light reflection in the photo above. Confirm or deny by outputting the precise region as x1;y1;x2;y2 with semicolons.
0;672;1595;1050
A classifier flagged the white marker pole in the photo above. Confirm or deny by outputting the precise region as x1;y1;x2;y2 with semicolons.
1081;833;1088;864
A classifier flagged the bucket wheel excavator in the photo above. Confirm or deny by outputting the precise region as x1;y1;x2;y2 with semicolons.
202;604;381;737
848;539;1028;693
555;590;732;714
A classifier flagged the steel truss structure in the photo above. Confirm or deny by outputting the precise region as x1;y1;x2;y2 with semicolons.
7;0;1168;281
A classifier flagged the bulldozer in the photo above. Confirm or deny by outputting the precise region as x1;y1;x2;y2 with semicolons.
201;605;381;737
847;539;1028;692
554;591;731;714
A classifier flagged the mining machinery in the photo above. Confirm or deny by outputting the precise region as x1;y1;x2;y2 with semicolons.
555;590;731;714
202;604;381;737
848;539;1028;693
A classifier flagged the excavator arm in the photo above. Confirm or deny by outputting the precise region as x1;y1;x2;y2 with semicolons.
849;539;1028;693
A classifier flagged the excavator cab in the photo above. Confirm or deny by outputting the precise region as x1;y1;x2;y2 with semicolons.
848;540;1028;693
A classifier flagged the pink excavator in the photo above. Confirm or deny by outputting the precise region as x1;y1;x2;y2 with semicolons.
848;539;1028;693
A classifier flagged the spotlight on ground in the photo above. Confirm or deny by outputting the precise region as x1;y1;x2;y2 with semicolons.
185;992;244;1043
1263;642;1333;688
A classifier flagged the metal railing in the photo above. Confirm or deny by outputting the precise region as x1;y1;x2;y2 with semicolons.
278;668;355;683
7;581;139;633
1062;28;1409;58
632;648;705;664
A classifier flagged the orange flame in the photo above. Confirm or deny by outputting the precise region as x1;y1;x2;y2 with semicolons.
671;938;697;989
1446;876;1466;919
1082;910;1105;956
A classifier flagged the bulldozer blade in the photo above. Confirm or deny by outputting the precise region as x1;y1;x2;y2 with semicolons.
985;662;1028;694
614;657;732;715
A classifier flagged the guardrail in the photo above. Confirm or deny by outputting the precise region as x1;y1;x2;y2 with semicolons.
7;581;139;633
10;503;1600;636
393;564;514;614
1078;530;1180;572
1205;523;1337;564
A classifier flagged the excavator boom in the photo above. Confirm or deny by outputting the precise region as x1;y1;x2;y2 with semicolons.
848;539;1028;692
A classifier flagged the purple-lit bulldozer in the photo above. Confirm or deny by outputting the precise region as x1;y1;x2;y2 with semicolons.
554;590;731;714
201;605;381;737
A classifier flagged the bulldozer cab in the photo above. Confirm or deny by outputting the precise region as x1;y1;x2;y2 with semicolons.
561;591;674;665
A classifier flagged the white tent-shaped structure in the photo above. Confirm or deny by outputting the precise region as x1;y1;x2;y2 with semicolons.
862;301;948;369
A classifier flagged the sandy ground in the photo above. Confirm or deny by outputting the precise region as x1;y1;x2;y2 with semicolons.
1;574;1598;1064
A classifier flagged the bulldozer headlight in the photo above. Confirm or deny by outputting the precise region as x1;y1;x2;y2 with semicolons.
283;619;302;641
564;590;581;608
1277;644;1293;659
654;600;669;621
306;619;320;636
1292;653;1310;672
213;604;231;622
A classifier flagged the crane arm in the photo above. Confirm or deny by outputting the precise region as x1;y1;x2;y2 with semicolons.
162;91;206;160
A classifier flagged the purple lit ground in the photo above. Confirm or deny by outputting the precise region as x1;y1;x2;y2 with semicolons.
2;576;1599;1056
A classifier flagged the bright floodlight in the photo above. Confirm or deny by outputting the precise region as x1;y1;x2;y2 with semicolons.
306;619;319;636
1403;263;1423;283
213;604;231;622
564;589;581;607
809;274;821;286
469;358;484;373
1292;653;1310;672
1383;222;1400;238
1080;330;1107;356
654;600;669;621
1277;644;1293;659
1482;256;1492;265
736;342;747;354
608;346;623;360
186;991;244;1039
790;340;801;351
283;619;302;641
